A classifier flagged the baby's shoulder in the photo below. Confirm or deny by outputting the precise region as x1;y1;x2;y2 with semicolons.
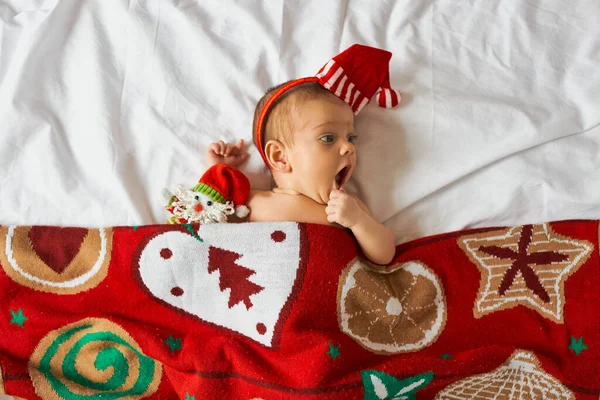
246;190;287;222
247;189;283;208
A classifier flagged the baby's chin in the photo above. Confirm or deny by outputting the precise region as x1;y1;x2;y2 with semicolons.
316;182;340;204
299;180;343;204
307;190;328;205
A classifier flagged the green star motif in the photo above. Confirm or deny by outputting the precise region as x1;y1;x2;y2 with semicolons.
440;353;452;360
184;393;195;400
132;225;139;231
165;335;182;353
569;336;587;356
10;309;27;328
327;343;340;360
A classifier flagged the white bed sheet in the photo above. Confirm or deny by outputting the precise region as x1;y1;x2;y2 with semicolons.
0;0;599;244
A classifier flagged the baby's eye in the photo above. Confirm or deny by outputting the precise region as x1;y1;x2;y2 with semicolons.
194;195;200;201
207;200;213;206
348;135;358;144
320;135;334;143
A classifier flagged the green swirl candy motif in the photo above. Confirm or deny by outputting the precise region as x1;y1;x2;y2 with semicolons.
29;318;162;400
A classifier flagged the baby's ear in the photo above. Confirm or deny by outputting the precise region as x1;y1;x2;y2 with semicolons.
264;140;290;172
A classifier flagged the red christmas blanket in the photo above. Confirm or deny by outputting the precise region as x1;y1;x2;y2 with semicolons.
0;220;599;399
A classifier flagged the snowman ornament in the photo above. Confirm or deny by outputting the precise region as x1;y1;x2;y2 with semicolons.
164;164;250;224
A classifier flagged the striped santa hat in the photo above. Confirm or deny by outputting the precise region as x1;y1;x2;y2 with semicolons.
315;44;401;114
255;44;400;166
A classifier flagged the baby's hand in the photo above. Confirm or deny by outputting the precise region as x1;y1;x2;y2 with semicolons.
207;139;249;168
326;189;365;229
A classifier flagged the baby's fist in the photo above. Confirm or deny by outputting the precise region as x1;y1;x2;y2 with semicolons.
326;189;364;229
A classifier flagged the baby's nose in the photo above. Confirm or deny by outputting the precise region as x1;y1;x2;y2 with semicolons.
194;203;203;213
340;142;355;155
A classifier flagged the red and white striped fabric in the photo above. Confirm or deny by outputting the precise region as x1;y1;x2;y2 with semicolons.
314;44;401;114
316;59;369;114
376;87;401;109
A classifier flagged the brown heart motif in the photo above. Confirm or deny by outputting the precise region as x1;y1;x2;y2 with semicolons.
28;226;88;274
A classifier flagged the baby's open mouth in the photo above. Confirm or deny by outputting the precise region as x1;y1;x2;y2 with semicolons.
335;166;350;190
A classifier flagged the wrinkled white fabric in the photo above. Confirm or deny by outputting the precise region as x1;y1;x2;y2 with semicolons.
0;0;598;243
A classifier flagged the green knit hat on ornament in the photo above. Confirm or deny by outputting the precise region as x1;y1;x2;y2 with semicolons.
192;182;227;204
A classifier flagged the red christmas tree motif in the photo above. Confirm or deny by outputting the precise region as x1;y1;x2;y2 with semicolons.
208;246;264;310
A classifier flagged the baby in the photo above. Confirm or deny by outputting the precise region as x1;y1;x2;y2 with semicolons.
203;44;400;265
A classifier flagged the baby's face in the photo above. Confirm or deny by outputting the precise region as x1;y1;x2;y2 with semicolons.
286;95;357;204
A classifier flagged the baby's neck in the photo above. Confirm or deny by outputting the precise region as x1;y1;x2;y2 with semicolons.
271;177;324;204
271;175;303;196
272;187;302;195
271;185;327;206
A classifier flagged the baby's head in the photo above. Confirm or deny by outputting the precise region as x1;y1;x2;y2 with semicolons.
253;81;357;204
252;44;402;204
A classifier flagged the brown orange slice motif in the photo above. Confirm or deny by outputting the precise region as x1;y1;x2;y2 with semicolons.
0;226;113;295
337;258;446;354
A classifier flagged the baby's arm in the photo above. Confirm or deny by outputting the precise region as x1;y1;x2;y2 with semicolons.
326;190;396;265
207;139;249;168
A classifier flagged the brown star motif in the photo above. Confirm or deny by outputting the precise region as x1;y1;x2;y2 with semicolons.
478;225;569;302
458;223;593;323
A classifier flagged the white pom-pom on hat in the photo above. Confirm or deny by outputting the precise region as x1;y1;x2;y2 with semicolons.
235;205;249;218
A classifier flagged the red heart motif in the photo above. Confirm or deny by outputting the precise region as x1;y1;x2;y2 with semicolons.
28;226;88;274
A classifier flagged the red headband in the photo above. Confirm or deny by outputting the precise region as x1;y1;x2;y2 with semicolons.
255;77;319;167
255;44;401;168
